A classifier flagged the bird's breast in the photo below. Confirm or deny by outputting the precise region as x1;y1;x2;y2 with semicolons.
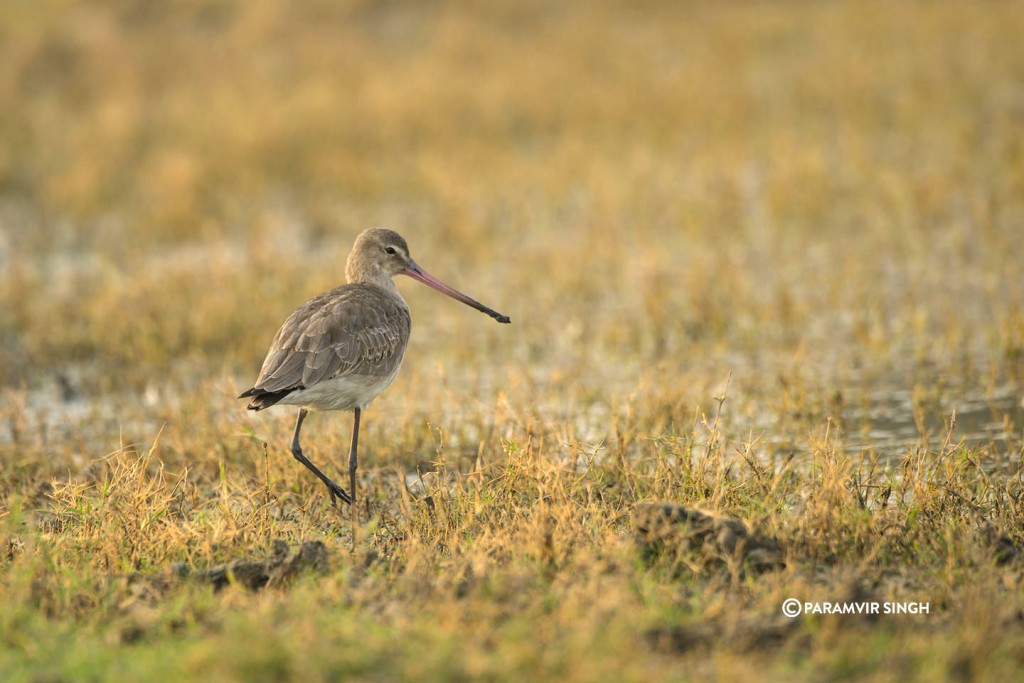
278;363;405;412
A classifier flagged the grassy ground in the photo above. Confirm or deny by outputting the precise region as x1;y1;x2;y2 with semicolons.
2;0;1024;680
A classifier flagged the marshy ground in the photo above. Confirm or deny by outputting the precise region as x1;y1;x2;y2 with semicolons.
2;1;1024;680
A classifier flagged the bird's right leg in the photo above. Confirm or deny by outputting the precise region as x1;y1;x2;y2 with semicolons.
290;408;352;505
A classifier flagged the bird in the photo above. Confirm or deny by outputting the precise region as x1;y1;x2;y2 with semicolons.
239;227;510;507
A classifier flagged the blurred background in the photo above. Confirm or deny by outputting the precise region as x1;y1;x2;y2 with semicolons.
1;0;1022;471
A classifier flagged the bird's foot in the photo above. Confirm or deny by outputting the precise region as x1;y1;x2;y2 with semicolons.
325;479;353;506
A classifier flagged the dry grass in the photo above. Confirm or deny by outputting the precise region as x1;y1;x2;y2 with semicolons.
2;0;1024;681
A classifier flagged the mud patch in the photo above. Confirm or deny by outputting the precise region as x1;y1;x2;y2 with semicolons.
173;540;331;591
632;503;785;573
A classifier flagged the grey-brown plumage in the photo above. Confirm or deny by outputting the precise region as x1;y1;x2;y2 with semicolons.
239;228;510;507
242;283;411;411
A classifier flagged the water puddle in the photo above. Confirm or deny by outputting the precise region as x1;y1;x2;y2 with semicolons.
841;383;1022;458
823;358;1024;471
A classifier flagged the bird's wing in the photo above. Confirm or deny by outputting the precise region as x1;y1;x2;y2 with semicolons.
252;284;411;393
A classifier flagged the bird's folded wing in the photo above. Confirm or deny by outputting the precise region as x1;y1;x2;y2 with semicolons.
252;285;411;393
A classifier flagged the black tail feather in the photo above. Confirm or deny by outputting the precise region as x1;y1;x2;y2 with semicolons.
239;387;295;411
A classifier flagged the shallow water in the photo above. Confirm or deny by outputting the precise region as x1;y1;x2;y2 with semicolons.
6;355;1022;477
839;374;1023;462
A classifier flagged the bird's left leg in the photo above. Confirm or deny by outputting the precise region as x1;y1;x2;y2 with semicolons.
290;408;352;506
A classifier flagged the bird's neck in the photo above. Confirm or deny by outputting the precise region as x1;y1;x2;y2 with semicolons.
347;269;401;296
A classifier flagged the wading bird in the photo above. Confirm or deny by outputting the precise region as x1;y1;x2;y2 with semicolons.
240;228;510;506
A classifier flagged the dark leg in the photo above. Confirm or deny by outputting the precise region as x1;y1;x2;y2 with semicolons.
349;407;361;504
290;408;352;505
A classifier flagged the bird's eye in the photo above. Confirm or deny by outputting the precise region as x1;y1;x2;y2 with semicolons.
384;246;397;255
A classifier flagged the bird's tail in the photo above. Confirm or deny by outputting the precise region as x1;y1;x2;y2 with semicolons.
238;387;293;411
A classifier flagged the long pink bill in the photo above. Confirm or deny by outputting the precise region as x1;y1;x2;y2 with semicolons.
403;262;511;324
